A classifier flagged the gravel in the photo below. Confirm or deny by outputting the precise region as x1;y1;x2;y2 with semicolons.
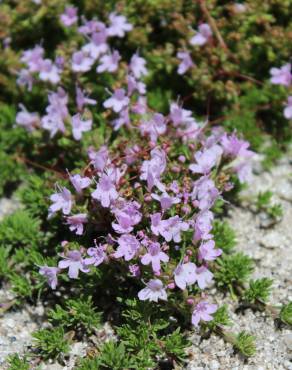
0;152;292;369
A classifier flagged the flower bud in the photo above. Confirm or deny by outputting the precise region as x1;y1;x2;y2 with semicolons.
187;298;195;305
182;205;191;214
171;165;180;173
178;155;186;163
144;194;152;202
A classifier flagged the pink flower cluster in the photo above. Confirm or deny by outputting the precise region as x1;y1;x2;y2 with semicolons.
13;7;254;328
16;9;138;136
41;110;253;327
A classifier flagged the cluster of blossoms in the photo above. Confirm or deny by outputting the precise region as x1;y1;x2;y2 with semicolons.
269;63;292;120
42;120;253;327
16;7;136;137
176;22;213;76
14;6;254;328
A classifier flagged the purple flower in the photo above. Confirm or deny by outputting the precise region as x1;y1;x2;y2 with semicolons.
79;19;104;35
177;51;194;75
221;133;253;158
92;172;119;207
163;216;189;243
71;51;94;73
235;161;253;183
82;30;108;60
76;86;97;111
41;88;68;137
138;279;167;302
107;13;133;38
39;266;59;289
141;242;169;272
58;250;89;279
189;145;223;175
39;59;60;84
60;6;78;27
88;145;110;172
170;102;196;127
140;113;167;143
150;212;165;236
129;264;140;277
16;104;39;132
191;301;217;327
97;50;121;73
194;210;214;241
114;234;140;261
199;240;222;261
112;108;130;131
219;133;254;183
127;75;146;96
169;181;180;194
178;119;201;142
103;88;130;113
112;201;142;234
174;262;197;290
21;45;44;72
49;187;72;217
151;192;180;211
17;69;34;91
69;173;91;193
270;63;291;86
140;148;167;191
66;213;87;235
192;176;220;211
132;96;148;114
71;113;92;140
124;145;140;164
194;265;213;289
84;244;106;266
130;53;147;79
46;88;69;117
151;214;189;243
41;115;65;137
284;96;292;119
190;23;212;46
55;56;65;69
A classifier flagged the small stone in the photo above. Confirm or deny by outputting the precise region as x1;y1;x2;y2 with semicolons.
283;333;292;350
283;360;292;370
275;180;292;202
259;212;281;229
260;231;286;249
70;342;87;357
5;318;15;328
209;360;220;369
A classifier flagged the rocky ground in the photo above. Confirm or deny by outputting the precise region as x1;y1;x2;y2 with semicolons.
0;152;291;369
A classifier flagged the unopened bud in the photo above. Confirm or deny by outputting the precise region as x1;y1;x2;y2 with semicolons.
187;298;195;305
178;155;186;163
